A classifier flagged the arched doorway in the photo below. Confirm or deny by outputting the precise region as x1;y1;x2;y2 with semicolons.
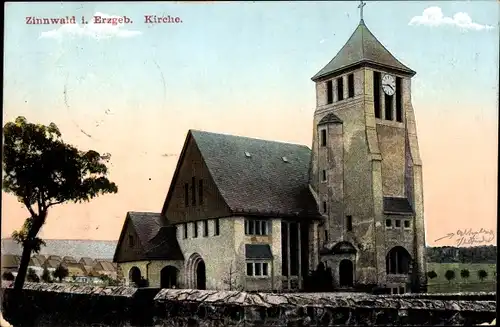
196;260;206;290
129;266;141;286
186;253;207;289
339;259;354;287
160;266;179;289
386;246;412;274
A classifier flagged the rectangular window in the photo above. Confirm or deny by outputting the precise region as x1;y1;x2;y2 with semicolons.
191;177;196;206
323;201;327;213
385;94;393;120
262;262;269;276
246;262;269;277
183;223;188;239
396;77;402;122
246;263;253;276
373;71;381;118
320;129;327;147
324;230;328;242
346;215;353;231
337;77;344;101
399;287;405;294
244;219;269;236
193;222;198;238
326;80;333;104
128;235;134;247
386;219;392;228
322;170;327;182
395;219;401;228
203;220;208;237
198;179;204;204
404;220;410;229
184;183;189;207
347;73;354;98
214;219;220;236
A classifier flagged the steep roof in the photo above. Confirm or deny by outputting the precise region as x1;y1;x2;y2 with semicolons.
312;20;415;81
79;257;95;266
162;130;320;219
1;255;20;269
113;212;184;262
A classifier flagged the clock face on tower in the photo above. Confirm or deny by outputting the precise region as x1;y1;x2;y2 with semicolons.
382;74;396;96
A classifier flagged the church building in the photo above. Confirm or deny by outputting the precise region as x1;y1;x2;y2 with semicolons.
113;12;427;294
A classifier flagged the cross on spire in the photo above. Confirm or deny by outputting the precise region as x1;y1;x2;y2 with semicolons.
358;0;366;22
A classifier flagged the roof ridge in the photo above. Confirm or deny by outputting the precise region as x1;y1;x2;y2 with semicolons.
190;129;311;149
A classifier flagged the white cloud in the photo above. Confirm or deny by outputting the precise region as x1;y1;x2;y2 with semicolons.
40;12;141;40
409;6;494;31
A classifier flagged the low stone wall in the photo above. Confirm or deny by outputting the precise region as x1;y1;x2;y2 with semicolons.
154;289;496;326
1;282;496;326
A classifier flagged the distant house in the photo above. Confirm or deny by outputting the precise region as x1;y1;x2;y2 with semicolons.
33;254;46;265
43;259;60;272
63;262;86;278
92;260;117;279
29;256;44;267
1;255;20;273
79;257;95;266
63;256;77;264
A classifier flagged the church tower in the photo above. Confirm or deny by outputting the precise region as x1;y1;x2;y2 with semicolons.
309;6;427;293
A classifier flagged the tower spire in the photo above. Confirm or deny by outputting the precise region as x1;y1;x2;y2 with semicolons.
358;0;366;22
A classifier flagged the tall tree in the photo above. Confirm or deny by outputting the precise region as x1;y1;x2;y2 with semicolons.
444;270;455;283
460;269;470;282
2;116;118;290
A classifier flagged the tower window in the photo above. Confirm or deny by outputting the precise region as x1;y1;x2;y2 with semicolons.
184;183;189;207
326;80;333;104
404;220;410;229
347;73;354;98
214;218;220;236
373;71;381;118
320;129;327;147
322;170;327;182
337;77;344;101
324;230;328;242
191;177;196;205
396;77;402;122
183;223;188;239
346;215;353;231
385;94;393;120
386;219;392;228
193;222;198;238
322;201;327;213
203;220;209;237
198;179;204;204
395;219;401;228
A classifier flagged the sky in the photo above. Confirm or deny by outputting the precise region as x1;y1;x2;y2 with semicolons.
2;1;498;247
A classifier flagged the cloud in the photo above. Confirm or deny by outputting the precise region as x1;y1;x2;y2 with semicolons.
40;12;141;40
409;6;494;31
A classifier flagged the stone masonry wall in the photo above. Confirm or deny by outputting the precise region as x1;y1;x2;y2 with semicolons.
1;282;496;326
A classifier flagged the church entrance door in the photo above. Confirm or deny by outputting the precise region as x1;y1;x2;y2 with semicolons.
196;260;206;290
339;259;354;287
160;266;179;289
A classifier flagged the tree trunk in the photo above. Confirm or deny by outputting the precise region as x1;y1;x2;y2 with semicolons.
13;243;33;290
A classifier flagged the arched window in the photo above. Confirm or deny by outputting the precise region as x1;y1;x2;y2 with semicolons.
386;246;411;274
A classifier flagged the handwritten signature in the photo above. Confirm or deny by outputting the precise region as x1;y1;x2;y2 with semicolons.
434;228;495;246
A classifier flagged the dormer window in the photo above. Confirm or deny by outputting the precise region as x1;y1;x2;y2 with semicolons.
320;129;327;147
326;80;333;104
337;77;344;101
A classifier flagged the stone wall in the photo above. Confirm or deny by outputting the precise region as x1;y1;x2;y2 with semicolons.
1;282;496;326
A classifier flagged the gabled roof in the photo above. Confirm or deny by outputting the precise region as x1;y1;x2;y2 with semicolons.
63;256;77;263
312;20;415;81
44;259;60;269
318;113;343;125
79;257;95;266
1;255;20;269
113;212;184;262
162;130;321;219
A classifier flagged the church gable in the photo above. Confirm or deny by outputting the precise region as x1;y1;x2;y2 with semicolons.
113;213;147;263
161;131;232;224
113;212;183;263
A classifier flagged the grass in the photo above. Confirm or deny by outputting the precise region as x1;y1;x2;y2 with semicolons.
426;262;497;293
